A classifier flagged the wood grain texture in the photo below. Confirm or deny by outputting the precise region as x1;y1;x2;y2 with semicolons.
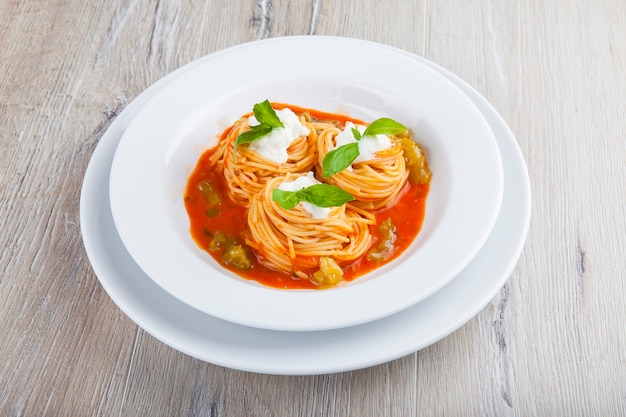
0;0;625;415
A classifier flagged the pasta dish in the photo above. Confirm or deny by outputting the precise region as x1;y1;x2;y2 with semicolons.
184;101;431;289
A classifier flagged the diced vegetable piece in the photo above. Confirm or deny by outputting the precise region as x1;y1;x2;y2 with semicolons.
208;231;231;251
222;243;252;270
197;180;222;206
399;137;431;185
205;207;220;217
209;231;253;270
367;217;397;262
312;257;344;289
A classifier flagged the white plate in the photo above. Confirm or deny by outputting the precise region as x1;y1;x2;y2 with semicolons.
80;37;530;375
108;37;503;332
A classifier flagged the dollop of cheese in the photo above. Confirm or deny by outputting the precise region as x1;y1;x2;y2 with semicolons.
334;122;392;163
248;108;310;163
277;172;330;219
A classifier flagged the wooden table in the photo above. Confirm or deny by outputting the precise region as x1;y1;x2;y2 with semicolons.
1;0;625;415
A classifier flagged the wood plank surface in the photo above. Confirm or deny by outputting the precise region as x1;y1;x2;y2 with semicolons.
0;0;624;415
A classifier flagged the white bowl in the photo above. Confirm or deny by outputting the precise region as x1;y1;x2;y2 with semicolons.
109;37;503;331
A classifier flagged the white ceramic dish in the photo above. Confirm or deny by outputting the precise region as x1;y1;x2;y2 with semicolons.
108;37;503;332
80;36;530;375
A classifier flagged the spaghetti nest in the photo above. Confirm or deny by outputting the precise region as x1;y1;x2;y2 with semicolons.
215;116;319;207
315;125;409;211
245;173;374;279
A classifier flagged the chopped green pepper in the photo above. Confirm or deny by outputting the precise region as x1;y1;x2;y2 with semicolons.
208;231;253;270
312;257;343;289
197;180;222;206
208;231;229;251
205;207;220;217
367;217;397;262
222;242;252;270
399;137;431;185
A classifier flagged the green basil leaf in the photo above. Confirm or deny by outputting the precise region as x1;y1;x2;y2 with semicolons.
322;142;360;178
272;184;355;210
296;184;355;207
351;127;362;141
272;188;301;210
233;100;283;165
362;117;407;137
235;125;273;147
233;125;273;164
253;100;284;129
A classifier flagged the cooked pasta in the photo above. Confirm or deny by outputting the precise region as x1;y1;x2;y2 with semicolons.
218;114;319;207
245;173;374;279
315;124;410;211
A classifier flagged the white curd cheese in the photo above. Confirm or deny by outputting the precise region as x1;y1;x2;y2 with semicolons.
247;108;310;164
277;172;331;219
334;122;392;163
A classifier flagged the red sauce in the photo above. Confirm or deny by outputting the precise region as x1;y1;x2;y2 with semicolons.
183;107;429;289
